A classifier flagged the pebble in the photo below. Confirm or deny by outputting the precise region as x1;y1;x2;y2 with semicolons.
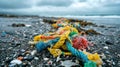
101;53;106;59
113;61;115;65
40;22;44;24
10;59;22;65
25;24;31;27
61;60;78;67
34;57;39;60
20;49;25;53
103;46;109;49
44;58;49;61
105;51;110;54
23;55;34;61
8;47;13;50
105;41;113;45
28;41;37;45
75;60;79;64
5;57;13;64
118;54;120;57
11;23;25;27
31;50;37;56
56;56;61;62
47;60;53;65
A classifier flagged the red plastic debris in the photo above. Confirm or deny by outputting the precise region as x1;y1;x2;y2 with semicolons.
72;36;89;50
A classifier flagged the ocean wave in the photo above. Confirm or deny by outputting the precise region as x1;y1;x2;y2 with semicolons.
55;15;120;18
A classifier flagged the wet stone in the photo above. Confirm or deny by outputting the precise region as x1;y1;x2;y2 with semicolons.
105;41;113;45
11;23;25;27
23;55;34;61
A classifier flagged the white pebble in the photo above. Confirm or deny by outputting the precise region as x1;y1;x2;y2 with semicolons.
34;57;39;60
31;50;37;56
56;56;61;62
10;59;22;64
44;58;49;61
103;46;109;49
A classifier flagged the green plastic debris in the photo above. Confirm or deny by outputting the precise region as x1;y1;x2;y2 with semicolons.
69;31;78;37
84;61;97;67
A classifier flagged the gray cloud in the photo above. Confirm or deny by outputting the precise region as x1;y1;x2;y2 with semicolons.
79;0;87;2
37;0;73;7
0;0;32;9
104;3;120;7
0;0;120;16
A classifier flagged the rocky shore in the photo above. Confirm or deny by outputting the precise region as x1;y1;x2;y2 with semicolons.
0;16;120;67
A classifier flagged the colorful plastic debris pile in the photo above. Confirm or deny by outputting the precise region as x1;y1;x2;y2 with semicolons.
32;18;103;67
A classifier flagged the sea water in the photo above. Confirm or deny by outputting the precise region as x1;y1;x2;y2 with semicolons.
64;16;120;26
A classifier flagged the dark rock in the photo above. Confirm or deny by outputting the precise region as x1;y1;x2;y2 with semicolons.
99;25;106;28
12;23;25;27
71;65;82;67
85;29;100;35
79;21;97;26
105;41;113;45
5;57;13;64
43;19;56;24
68;18;84;22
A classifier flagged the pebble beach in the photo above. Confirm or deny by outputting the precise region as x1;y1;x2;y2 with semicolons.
0;16;120;67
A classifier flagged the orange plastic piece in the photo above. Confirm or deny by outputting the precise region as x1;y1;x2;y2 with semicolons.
40;35;55;39
34;35;56;42
17;56;23;61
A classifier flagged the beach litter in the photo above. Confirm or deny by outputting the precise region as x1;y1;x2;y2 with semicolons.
29;18;103;67
9;56;23;67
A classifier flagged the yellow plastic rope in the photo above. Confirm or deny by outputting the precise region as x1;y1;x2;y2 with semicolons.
48;48;72;57
48;48;62;57
52;31;70;49
83;51;103;65
62;52;72;56
61;44;67;50
34;35;41;41
70;27;79;33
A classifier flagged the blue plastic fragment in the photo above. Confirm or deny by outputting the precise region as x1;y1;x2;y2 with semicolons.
1;31;7;37
36;38;59;52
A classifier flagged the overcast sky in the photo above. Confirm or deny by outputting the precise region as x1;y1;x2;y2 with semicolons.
0;0;120;16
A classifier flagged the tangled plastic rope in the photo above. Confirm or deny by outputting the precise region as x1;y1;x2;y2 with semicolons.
31;18;103;67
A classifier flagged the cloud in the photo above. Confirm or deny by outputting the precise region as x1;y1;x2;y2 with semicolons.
0;0;33;9
0;0;120;16
37;0;73;7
